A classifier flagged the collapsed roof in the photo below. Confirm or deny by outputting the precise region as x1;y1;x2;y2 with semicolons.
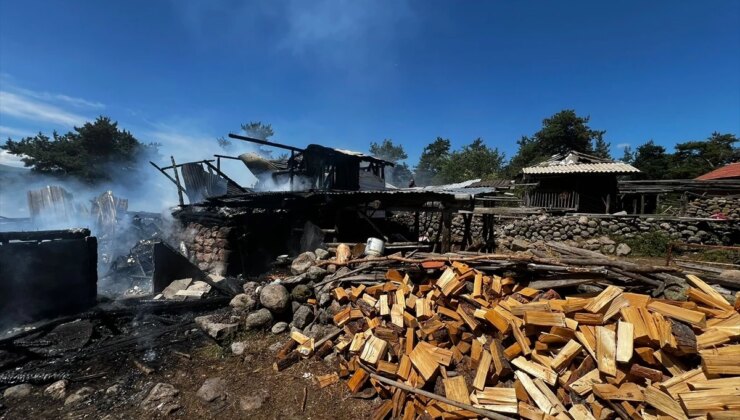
522;151;640;175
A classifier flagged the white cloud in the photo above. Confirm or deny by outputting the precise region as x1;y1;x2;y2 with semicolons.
0;149;27;168
0;90;87;126
616;143;631;149
13;87;104;109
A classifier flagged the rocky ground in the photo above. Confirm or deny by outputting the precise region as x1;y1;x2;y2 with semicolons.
0;328;376;419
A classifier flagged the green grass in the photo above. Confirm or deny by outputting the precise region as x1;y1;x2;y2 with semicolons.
615;231;672;257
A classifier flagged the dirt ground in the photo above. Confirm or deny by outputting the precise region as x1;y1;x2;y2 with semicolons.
0;330;377;420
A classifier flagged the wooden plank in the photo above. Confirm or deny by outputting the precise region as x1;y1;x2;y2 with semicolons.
644;386;688;420
525;311;566;327
648;300;707;328
569;369;602;396
550;340;582;372
473;349;492;391
515;370;554;415
616;321;634;363
511;356;558;386
585;285;623;313
442;375;470;411
596;326;617;376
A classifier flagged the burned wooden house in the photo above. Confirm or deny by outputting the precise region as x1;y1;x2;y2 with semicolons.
521;151;640;213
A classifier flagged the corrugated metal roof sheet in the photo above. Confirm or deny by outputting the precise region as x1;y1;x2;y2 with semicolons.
522;162;640;174
696;162;740;180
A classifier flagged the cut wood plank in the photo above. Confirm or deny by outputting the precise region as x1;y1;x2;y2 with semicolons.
592;383;644;402
316;372;340;388
648;300;707;328
515;370;554;415
511;356;558;386
491;339;513;378
568;404;596;420
585;286;623;314
616;321;634;363
472;387;517;414
347;368;370;393
409;343;438;381
686;274;732;310
569;369;602;396
678;387;740;417
525;311;566;327
644;386;688;420
442;375;470;411
473;349;492;391
550;339;582;372
596;326;617;376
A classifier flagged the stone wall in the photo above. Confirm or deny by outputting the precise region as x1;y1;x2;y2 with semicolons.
684;196;740;219
180;222;234;274
392;211;740;253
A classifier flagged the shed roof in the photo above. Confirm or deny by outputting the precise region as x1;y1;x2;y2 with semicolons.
522;151;640;175
695;162;740;180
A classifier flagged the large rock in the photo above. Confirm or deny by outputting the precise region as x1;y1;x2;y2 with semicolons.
196;377;227;403
44;379;68;400
260;284;290;313
615;243;632;256
161;278;192;300
314;248;330;260
141;383;180;415
230;293;257;312
511;238;531;251
242;281;260;297
245;308;273;330
290;284;313;303
291;252;317;275
292;305;314;329
3;383;32;399
306;266;328;281
231;341;248;355
271;321;289;334
195;315;240;340
64;387;94;406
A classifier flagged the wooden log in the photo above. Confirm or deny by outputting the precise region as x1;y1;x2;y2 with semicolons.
596;326;617;376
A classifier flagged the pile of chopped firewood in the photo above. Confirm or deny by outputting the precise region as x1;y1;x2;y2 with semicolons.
275;255;740;419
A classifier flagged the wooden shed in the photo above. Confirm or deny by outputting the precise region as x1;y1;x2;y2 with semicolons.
521;151;640;213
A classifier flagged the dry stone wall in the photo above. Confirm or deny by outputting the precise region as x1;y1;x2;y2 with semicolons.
180;222;234;274
684;196;740;219
392;211;739;253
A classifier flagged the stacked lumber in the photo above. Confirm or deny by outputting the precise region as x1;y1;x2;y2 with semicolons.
286;258;740;419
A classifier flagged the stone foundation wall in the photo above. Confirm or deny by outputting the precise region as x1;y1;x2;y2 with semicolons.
684;196;740;219
392;211;739;253
180;222;234;274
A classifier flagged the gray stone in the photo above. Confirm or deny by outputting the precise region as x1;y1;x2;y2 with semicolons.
291;284;313;303
598;236;616;245
511;238;531;251
196;377;227;403
292;300;301;313
578;216;589;225
230;293;257;312
306;266;328;281
231;341;248;355
105;384;121;395
64;387;94;406
245;308;273;330
615;243;632;256
4;383;32;399
291;251;317;275
271;321;289;334
314;248;330;260
162;278;192;300
318;292;331;307
292;305;314;329
601;244;616;254
260;284;290;313
195;315;240;340
141;383;180;415
240;391;268;412
242;281;260;296
268;341;286;353
44;379;68;400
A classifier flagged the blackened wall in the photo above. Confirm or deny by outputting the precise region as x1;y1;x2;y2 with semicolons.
0;236;97;327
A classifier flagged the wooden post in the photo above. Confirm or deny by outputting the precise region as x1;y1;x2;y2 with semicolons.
414;211;420;242
462;213;472;249
640;194;646;215
441;209;452;253
605;194;611;214
170;156;185;206
289;150;295;191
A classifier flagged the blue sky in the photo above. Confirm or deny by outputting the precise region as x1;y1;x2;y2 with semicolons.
1;0;739;170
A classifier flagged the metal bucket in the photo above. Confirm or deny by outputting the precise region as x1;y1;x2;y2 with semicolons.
365;237;385;257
